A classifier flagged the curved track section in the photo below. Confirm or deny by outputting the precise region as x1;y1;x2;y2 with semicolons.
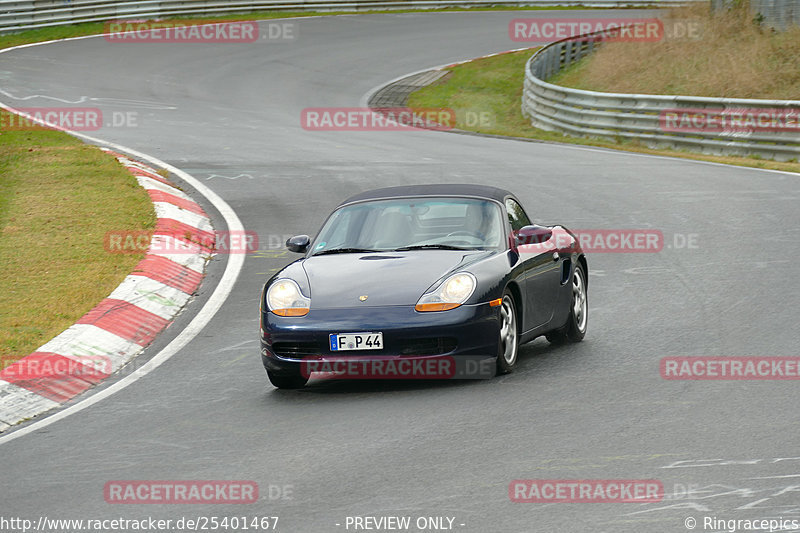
1;11;799;533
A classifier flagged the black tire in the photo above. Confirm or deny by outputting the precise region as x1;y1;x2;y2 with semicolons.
546;262;588;344
496;290;520;374
267;369;308;389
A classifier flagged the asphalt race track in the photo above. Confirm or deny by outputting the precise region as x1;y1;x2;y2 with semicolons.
2;10;800;533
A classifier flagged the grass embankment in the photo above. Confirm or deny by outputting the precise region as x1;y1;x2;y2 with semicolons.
408;4;800;173
0;110;156;367
552;3;800;99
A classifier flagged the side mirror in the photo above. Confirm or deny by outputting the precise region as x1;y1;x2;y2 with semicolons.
286;235;311;253
515;225;552;246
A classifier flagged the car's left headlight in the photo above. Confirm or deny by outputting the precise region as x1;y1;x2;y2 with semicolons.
415;272;476;312
267;279;310;316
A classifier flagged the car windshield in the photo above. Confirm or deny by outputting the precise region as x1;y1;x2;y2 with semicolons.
311;197;506;254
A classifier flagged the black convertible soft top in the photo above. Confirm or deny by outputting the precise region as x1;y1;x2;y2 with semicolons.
340;184;513;206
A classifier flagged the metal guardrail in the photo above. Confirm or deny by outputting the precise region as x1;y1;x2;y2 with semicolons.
0;0;698;34
750;0;800;30
521;31;800;161
712;0;800;31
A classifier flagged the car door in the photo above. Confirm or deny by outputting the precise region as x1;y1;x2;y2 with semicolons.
506;198;562;331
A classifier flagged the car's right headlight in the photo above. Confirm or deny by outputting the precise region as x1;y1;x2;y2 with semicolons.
267;279;310;316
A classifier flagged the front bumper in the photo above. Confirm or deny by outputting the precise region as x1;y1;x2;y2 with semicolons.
260;303;499;377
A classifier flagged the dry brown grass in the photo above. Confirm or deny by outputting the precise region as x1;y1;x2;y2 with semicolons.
554;2;800;100
409;48;800;173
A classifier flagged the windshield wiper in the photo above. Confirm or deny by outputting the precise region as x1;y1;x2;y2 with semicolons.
392;244;474;251
313;247;381;256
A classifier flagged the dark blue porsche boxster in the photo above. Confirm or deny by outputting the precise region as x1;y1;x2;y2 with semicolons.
260;184;587;388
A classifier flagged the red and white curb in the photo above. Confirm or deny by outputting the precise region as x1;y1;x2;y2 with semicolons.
0;150;213;432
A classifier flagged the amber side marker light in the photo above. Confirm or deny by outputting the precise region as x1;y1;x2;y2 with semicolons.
271;308;310;317
415;302;462;312
489;298;502;307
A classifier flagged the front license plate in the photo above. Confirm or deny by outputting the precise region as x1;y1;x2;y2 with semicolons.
330;332;383;351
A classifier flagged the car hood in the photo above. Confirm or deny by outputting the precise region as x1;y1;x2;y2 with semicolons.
301;250;492;309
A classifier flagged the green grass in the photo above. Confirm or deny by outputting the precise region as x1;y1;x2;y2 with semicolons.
0;110;156;366
409;49;560;139
407;49;800;174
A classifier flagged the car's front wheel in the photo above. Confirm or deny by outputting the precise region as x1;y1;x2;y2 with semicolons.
546;262;588;344
496;291;519;374
267;368;308;389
